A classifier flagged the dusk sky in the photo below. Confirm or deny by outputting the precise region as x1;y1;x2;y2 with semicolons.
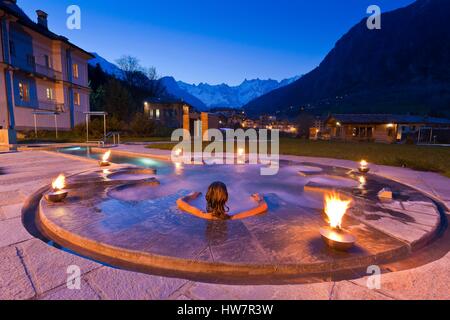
20;0;416;85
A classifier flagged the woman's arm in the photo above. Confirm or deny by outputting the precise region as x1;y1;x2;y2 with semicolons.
177;192;268;221
176;193;219;221
231;194;268;220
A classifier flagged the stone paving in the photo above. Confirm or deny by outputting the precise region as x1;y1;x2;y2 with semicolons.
0;148;449;300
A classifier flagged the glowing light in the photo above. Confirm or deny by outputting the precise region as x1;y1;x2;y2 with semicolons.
237;148;245;156
174;162;183;175
359;176;367;185
52;174;66;191
360;160;368;168
102;150;111;162
174;148;182;157
324;192;352;229
387;123;394;128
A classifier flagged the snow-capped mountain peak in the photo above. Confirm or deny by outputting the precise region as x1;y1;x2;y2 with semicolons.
89;52;124;79
177;76;300;108
88;53;299;110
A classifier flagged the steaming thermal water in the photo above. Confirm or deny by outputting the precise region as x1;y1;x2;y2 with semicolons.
108;173;156;181
104;163;358;219
56;147;359;219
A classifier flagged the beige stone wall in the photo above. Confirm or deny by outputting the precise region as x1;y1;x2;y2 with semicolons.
0;66;8;129
201;113;209;141
183;114;190;139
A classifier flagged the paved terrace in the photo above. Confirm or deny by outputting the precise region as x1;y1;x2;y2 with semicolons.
0;146;449;300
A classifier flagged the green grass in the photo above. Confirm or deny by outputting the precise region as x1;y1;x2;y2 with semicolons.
17;131;170;144
120;136;171;143
146;138;450;177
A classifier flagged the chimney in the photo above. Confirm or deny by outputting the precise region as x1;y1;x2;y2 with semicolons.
36;10;48;29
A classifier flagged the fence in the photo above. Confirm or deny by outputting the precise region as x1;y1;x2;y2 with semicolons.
417;127;450;145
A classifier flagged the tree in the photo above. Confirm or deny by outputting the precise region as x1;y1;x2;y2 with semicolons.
103;79;134;121
116;55;164;99
295;112;315;138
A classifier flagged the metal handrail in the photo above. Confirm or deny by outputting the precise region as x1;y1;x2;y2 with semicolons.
103;131;121;146
87;140;105;147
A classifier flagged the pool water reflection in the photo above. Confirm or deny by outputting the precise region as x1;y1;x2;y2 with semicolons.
56;146;173;175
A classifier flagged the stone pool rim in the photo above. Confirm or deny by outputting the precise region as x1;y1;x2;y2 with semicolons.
37;196;414;282
31;163;446;284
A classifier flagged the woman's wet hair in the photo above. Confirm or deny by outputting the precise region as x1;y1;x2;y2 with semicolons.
206;181;230;220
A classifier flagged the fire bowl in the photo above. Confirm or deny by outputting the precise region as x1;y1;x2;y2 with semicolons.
99;161;111;167
320;226;356;251
45;190;68;203
358;167;370;174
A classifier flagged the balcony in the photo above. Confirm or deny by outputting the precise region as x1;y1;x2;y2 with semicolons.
10;57;63;81
35;63;63;81
37;99;66;113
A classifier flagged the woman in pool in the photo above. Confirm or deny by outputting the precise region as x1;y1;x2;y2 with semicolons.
177;181;268;221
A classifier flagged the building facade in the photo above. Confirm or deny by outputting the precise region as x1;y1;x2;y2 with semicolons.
324;114;450;143
144;98;220;140
144;98;191;129
0;0;93;144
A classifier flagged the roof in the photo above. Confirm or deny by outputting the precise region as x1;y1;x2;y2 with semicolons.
0;0;94;59
327;114;450;125
145;97;191;105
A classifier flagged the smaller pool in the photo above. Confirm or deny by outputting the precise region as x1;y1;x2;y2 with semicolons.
56;146;173;175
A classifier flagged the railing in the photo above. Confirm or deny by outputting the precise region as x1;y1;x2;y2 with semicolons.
103;131;121;146
35;63;63;81
37;99;66;113
10;57;63;81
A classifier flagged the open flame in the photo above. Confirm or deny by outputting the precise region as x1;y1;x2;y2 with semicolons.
360;160;368;168
324;192;351;229
102;150;111;162
52;174;66;191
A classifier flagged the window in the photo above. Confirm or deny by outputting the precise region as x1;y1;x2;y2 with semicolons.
155;109;160;120
26;54;35;66
72;64;79;79
9;41;15;57
18;82;30;101
46;88;54;100
387;128;394;137
74;92;81;106
44;55;52;68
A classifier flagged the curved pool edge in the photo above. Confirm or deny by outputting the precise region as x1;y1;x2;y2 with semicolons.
21;156;449;285
37;196;414;284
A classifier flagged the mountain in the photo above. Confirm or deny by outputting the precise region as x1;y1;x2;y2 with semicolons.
244;0;450;118
177;77;299;109
158;77;208;110
88;53;297;110
89;53;124;79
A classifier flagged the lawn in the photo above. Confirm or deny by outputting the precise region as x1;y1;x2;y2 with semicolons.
17;131;171;144
146;138;450;177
